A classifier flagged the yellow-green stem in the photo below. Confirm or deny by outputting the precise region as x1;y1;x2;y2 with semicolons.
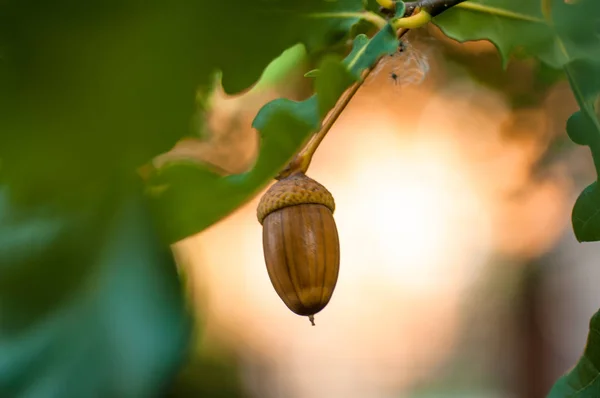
376;0;395;10
392;10;431;29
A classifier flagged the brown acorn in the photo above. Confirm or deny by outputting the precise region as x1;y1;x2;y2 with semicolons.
257;172;340;326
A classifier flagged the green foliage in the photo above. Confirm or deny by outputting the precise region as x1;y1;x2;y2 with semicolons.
250;44;308;93
0;1;369;397
434;1;560;68
149;25;399;243
565;63;600;243
0;180;191;397
548;310;600;398
435;1;600;396
392;1;407;21
0;0;365;204
2;0;600;396
435;1;600;245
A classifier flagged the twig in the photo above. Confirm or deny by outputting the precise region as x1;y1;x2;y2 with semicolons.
404;0;468;17
276;28;412;180
276;1;466;179
275;68;369;179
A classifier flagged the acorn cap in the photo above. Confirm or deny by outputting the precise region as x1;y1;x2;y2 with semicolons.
257;173;335;225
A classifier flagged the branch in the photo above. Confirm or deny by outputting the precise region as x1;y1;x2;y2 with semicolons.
275;0;467;179
404;0;468;18
276;28;413;180
275;65;376;180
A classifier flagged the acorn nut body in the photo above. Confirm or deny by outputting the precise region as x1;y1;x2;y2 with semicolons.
257;173;340;325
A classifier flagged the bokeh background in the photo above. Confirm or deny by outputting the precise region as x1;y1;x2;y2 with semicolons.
161;26;600;398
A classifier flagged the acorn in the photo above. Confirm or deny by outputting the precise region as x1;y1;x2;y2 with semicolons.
257;172;340;326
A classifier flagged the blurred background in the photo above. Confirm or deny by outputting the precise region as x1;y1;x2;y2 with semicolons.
160;25;600;398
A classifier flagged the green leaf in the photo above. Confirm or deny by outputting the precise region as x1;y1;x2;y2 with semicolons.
433;0;600;242
0;0;366;204
0;180;191;398
564;64;600;243
554;0;600;243
150;25;399;243
250;44;308;93
548;310;600;398
393;1;407;19
572;181;600;242
435;2;600;391
433;1;562;68
0;1;372;395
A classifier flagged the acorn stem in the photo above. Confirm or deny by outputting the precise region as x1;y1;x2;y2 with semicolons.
276;26;413;181
309;315;315;326
275;70;367;180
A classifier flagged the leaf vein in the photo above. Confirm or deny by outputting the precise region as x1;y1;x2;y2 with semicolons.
455;2;545;23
